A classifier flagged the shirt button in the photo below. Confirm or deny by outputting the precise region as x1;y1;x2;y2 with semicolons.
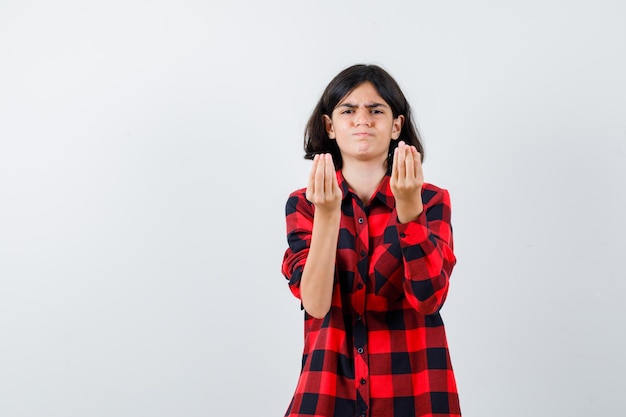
400;232;406;238
360;378;366;385
361;413;366;417
357;283;363;290
358;217;364;224
360;250;366;257
356;314;362;321
357;347;364;354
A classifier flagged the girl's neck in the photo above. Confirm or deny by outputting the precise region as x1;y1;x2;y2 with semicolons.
341;160;387;205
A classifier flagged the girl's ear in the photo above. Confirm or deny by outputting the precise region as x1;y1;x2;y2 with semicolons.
323;115;336;139
391;115;404;140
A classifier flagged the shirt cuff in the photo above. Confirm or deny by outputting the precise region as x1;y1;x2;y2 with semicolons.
396;211;429;245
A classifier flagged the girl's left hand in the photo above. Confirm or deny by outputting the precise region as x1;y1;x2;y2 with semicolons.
390;141;424;223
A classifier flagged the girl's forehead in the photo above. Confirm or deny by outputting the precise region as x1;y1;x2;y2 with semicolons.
338;82;387;105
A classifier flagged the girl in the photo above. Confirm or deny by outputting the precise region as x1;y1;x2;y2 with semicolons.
282;64;461;417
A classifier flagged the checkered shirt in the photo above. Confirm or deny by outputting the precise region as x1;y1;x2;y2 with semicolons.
281;171;461;417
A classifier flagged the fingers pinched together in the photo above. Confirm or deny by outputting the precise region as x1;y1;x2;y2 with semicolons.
391;141;424;222
306;154;342;214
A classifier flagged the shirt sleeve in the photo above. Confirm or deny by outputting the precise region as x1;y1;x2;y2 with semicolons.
395;186;456;315
281;190;314;301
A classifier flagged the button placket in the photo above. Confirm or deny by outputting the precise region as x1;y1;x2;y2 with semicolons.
353;201;370;414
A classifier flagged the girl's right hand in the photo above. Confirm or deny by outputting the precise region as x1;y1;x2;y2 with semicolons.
306;154;342;215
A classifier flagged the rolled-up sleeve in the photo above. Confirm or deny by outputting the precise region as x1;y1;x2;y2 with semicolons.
396;187;456;315
281;190;314;300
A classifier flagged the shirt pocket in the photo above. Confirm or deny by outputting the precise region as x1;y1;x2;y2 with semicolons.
370;242;405;302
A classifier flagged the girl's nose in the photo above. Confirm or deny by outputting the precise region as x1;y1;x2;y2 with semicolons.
354;108;372;126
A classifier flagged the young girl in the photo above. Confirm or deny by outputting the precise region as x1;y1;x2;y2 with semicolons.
282;64;461;417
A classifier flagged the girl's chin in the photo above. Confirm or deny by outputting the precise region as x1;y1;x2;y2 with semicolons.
342;151;387;164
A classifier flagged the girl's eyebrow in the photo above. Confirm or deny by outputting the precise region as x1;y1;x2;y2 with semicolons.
337;102;389;109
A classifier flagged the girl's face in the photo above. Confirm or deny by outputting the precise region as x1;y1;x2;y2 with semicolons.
324;82;404;169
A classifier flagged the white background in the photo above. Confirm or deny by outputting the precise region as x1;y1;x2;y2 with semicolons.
1;1;625;416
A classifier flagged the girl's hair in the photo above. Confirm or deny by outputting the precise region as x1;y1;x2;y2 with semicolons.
304;64;424;174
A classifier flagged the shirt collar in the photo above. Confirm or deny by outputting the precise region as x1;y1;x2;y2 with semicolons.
336;170;396;209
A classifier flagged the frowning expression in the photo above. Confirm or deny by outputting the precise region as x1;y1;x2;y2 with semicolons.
324;82;404;166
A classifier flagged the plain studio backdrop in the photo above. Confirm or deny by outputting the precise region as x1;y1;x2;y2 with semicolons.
1;1;625;416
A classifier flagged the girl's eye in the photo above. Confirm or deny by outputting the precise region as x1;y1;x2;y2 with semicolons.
371;109;383;114
341;109;354;114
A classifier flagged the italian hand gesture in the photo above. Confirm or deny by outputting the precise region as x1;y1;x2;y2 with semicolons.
306;153;342;215
390;141;424;223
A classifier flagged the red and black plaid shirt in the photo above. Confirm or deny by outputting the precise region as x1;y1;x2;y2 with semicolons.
281;170;460;417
